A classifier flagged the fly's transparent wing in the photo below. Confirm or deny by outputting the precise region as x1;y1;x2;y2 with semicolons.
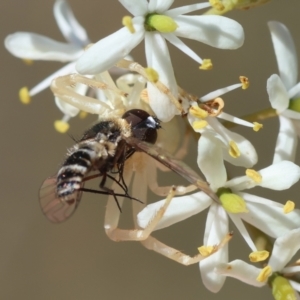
39;177;82;223
126;137;219;202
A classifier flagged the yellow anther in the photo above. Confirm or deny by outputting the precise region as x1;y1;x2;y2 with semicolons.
54;120;70;133
19;87;31;104
79;111;88;119
249;250;269;262
271;275;296;300
283;200;295;214
239;76;249;89
189;106;208;119
209;0;225;10
199;59;213;70
22;59;33;65
246;169;262;183
192;120;208;130
122;16;135;33
253;122;263;132
256;265;272;282
145;68;159;83
229;141;240;158
147;14;178;33
219;191;248;213
198;245;215;257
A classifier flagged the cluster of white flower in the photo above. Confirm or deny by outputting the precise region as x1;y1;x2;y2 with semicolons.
5;0;300;299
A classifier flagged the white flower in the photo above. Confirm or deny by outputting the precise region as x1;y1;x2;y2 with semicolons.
215;228;300;299
5;0;89;104
76;0;245;122
267;21;300;163
187;78;258;180
137;161;300;292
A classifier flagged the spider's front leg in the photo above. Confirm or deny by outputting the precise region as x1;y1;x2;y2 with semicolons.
104;185;177;242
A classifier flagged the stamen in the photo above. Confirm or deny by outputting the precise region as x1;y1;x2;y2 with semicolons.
19;87;31;104
209;0;225;10
122;16;135;33
189;106;208;119
54;120;70;133
246;169;262;183
198;245;216;257
145;68;159;83
256;265;272;282
239;76;249;89
79;111;88;119
22;59;33;65
202;97;224;117
253;122;263;132
249;250;269;262
229;141;240;158
217;187;248;213
192;120;208;130
283;200;295;214
199;59;213;70
145;14;178;33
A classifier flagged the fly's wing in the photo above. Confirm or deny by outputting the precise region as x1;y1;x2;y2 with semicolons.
125;137;219;203
39;177;82;223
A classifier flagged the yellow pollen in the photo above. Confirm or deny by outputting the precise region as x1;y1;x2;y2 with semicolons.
239;76;249;89
122;16;135;33
253;122;263;132
79;111;88;119
147;15;178;33
198;245;216;257
283;200;295;214
22;59;33;65
256;265;272;282
246;169;262;183
192;120;208;130
229;141;240;158
189;106;208;119
19;87;31;104
209;0;225;10
145;68;159;83
249;250;269;262
199;59;213;70
54;120;70;133
219;192;248;213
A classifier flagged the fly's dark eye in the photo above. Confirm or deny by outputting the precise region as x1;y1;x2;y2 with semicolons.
122;109;161;144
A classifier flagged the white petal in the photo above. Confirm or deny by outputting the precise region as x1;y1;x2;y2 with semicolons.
289;281;300;294
200;204;228;293
200;83;242;102
273;116;298;163
76;18;145;75
215;260;265;287
148;0;173;13
165;3;211;17
207;119;257;168
162;33;202;64
145;32;179;122
119;0;148;16
240;194;300;238
268;21;298;90
4;32;82;62
54;0;89;46
269;228;300;272
197;132;227;190
282;109;300;120
288;82;300;99
267;74;289;113
137;192;211;230
29;61;76;96
259;161;300;190
174;15;244;49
